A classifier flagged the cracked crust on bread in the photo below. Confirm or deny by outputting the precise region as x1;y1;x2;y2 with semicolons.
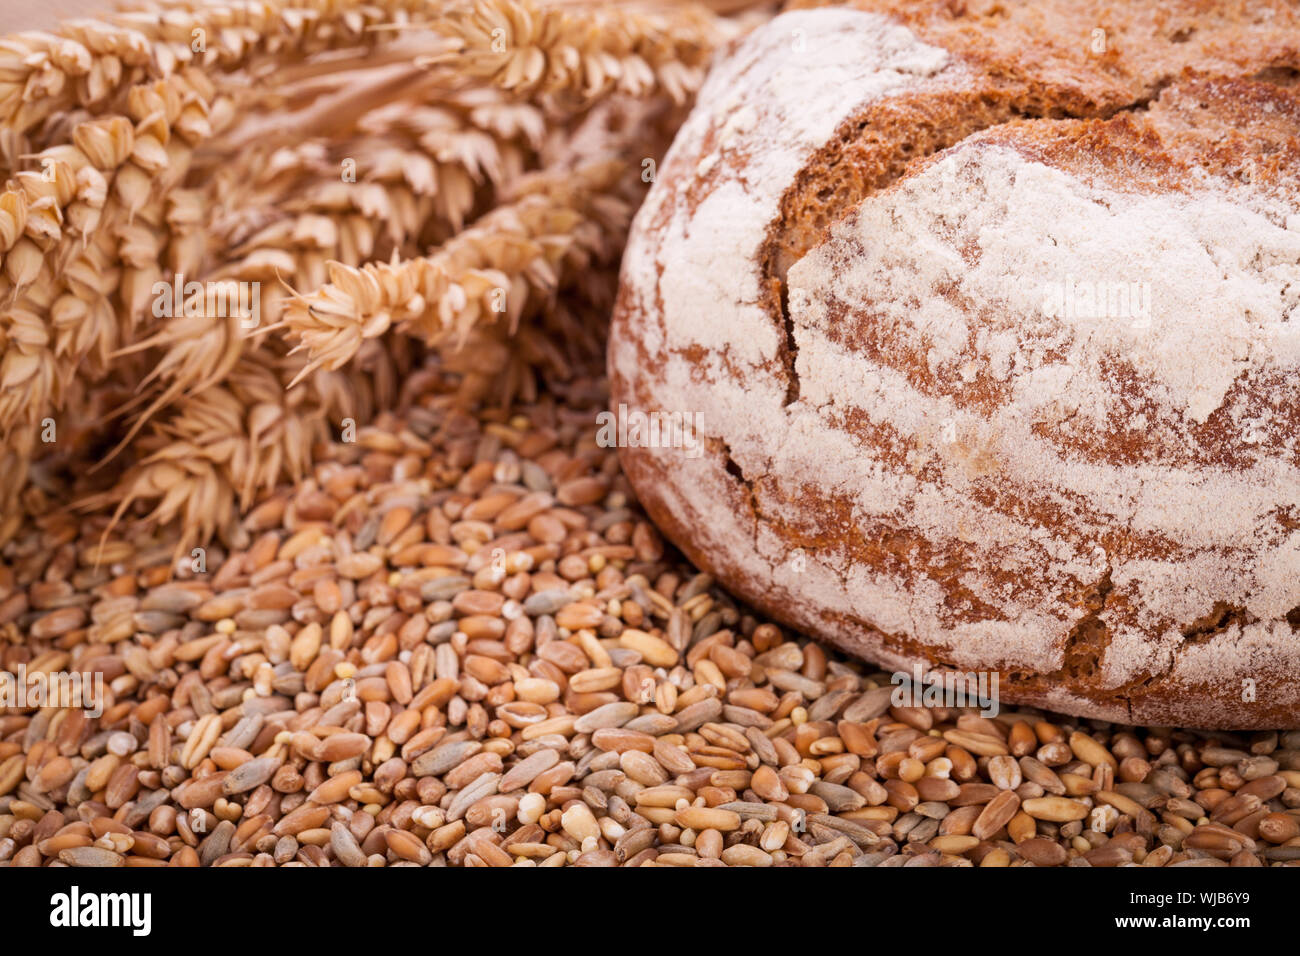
608;0;1300;729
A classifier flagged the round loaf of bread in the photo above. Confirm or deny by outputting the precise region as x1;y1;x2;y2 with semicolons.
608;0;1300;728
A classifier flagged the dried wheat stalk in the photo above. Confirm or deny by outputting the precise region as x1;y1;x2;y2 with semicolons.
0;0;438;136
424;0;728;105
0;0;738;551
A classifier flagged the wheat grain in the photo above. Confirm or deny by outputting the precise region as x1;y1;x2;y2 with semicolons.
30;373;1281;866
0;1;437;134
425;0;726;105
281;159;625;388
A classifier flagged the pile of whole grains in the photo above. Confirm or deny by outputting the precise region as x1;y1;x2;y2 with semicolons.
2;365;1299;868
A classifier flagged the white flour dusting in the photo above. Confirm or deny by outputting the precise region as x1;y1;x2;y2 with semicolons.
609;8;1300;715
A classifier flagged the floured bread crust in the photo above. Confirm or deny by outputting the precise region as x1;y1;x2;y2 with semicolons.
608;0;1300;729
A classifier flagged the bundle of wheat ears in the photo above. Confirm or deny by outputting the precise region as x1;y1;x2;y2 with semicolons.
0;0;754;557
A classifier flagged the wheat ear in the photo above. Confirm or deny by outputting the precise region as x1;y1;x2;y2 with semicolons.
424;0;727;105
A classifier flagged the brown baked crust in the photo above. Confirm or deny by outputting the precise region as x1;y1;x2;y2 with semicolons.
609;0;1300;729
